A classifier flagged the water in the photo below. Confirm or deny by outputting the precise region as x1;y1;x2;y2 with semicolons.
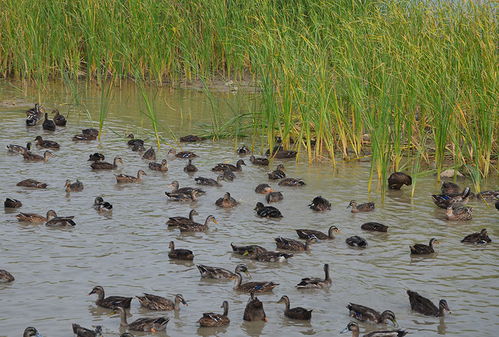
1;81;498;337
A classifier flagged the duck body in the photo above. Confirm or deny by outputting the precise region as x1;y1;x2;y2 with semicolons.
23;150;53;162
35;136;59;149
149;159;168;172
476;190;499;201
296;264;332;289
4;198;22;208
432;187;471;209
446;205;473;221
94;197;113;213
278;177;305;186
361;222;388;232
441;181;461;194
180;134;203;142
268;164;286;180
233;272;278;293
212;159;245;172
346;236;368;248
45;212;76;227
136;293;187;311
6;142;31;154
215;192;238;208
243;293;266;321
23;327;42;337
72;324;102;337
407;290;450;317
42;113;56;131
88;153;105;162
296;226;339;240
115;170;146;183
195;176;222;186
254;202;282;218
91;157;123;170
266;191;283;203
73;128;98;141
197;264;248;280
184;159;198;173
231;243;267;258
410;238;438;255
387;172;412;190
275;237;312;251
250;155;269;166
341;322;407;337
277;295;312;320
168;149;197;158
198;301;230;327
255;183;273;194
16;179;47;188
166;209;198;227
0;269;15;282
219;167;236;181
142;147;156;160
117;307;168;332
178;215;217;232
89;286;132;309
309;196;331;211
53;109;67;126
461;228;491;244
347;303;397;325
168;241;194;260
237;145;251;155
168;181;205;195
17;210;56;223
348;200;375;213
254;250;293;262
165;190;199;202
65;179;84;192
25;104;43;126
126;134;144;147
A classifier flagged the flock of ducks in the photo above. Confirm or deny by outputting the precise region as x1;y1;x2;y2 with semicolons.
2;104;498;337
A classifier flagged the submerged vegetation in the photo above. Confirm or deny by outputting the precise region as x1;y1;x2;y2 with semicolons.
0;0;497;190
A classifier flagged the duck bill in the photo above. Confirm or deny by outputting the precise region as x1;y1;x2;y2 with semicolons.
391;319;399;327
340;327;349;334
244;271;252;278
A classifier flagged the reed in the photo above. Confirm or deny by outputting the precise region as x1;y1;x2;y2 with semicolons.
0;0;496;186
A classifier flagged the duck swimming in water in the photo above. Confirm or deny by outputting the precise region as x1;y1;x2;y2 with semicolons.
166;209;198;227
0;269;15;282
88;153;105;162
89;286;132;309
197;264;249;280
178;215;217;232
296;264;332;289
296;226;340;240
65;179;84;192
168;180;205;195
275;237;315;251
309;196;331;211
93;197;113;213
254;202;282;218
461;228;491;244
341;321;407;337
347;200;375;213
361;222;388;232
149;159;168;172
410;238;439;255
72;324;102;337
237;145;251;155
45;211;76;227
34;136;59;149
6;142;31;154
407;290;450;317
126;134;144;147
268;164;286;180
142;147;156;160
16;179;47;188
215;192;239;208
446;204;472;221
23;327;42;337
16;210;56;223
4;198;22;208
115;307;169;332
136;293;187;311
168;241;194;260
168;148;197;158
432;187;471;209
266;191;283;203
212;159;246;172
233;272;278;293
198;301;230;327
278;177;305;186
115;170;146;183
347;303;397;325
53;109;67;126
346;236;368;248
243;293;267;321
387;172;412;190
42;113;56;131
184;159;198;173
255;183;273;194
277;295;312;320
250;155;269;166
23;150;54;162
180;134;203;142
91;157;123;170
195;176;222;186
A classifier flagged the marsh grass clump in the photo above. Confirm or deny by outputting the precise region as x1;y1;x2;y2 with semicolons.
0;0;496;189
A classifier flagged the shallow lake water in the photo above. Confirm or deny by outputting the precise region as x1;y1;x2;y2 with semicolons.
1;81;498;337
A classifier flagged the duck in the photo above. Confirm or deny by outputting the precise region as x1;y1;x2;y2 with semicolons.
254;202;282;218
168;148;197;158
275;237;314;251
72;324;102;337
72;133;97;141
34;136;59;149
23;150;54;162
136;293;187;311
237;145;251;155
233;272;278;293
296;226;340;240
432;187;471;209
309;196;331;211
166;209;198;227
120;334;134;337
115;307;169;332
441;181;461;195
387;172;412;190
65;179;84;192
361;222;388;232
250;155;269;166
141;147;156;160
266;191;283;203
219;167;236;181
45;211;76;227
296;264;332;289
215;192;239;208
476;190;499;201
184;159;198;173
212;159;246;172
198;301;230;327
341;322;407;337
231;243;267;258
197;264;249;280
42;113;56;131
461;228;491;244
115;170;146;183
407;290;450;317
268;164;286;180
347;303;397;325
0;269;15;282
88;153;105;162
496;200;499;210
93;197;113;213
178;215;217;232
23;327;42;337
16;210;56;223
91;156;123;170
266;138;297;158
165;190;200;202
53;109;67;126
347;200;375;213
168;241;194;260
131;143;145;152
277;295;312;320
410;238;439;255
243;293;267;321
4;198;22;208
16;179;47;188
88;286;132;309
180;134;203;142
446;204;472;221
148;159;168;172
278;177;305;186
26;113;40;126
168;180;205;195
6;142;31;154
126;134;144;147
25;104;43;126
254;250;293;262
195;176;222;186
255;183;273;194
346;236;368;248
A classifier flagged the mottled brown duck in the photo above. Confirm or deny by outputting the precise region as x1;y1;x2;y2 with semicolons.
346;236;368;248
212;159;246;172
446;204;472;221
215;192;239;208
278;177;305;186
441;181;461;195
23;150;54;162
45;212;76;227
266;191;284;203
168;180;205;195
254;250;293;263
341;322;407;337
250;155;269;166
4;198;22;208
142;147;156;160
410;238;439;255
254;202;282;218
296;226;340;240
165;190;200;202
198;301;230;327
16;210;56;223
166;209;198;227
184;159;198;173
0;269;15;282
116;307;169;332
361;222;388;232
268;164;286;180
347;303;397;325
277;295;312;320
88;153;105;162
407;290;450;317
23;327;42;337
115;170;146;183
347;200;375;213
126;134;144;147
93;197;113;213
243;293;267;321
65;179;84;192
180;134;203;142
72;324;102;337
387;172;412;190
237;145;251;155
34;136;59;149
233;272;278;293
197;264;249;280
230;243;267;258
53;109;67;126
309;196;331;211
432;187;471;209
255;183;273;194
168;241;194;260
168;148;197;158
16;179;47;188
296;264;331;289
91;156;123;170
178;215;217;232
275;237;314;251
461;228;491;244
89;286;132;309
136;293;187;311
148;159;168;172
6;142;31;154
195;176;222;186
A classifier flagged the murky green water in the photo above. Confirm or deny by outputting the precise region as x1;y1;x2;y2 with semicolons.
1;81;498;337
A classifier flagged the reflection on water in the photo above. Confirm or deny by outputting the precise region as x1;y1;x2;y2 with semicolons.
0;81;498;337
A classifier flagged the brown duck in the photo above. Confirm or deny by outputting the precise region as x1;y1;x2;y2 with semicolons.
23;150;54;162
296;226;340;240
91;157;123;170
136;293;187;311
149;159;168;172
168;241;194;260
16;210;56;223
277;295;312;320
215;192;239;208
347;200;375;213
116;307;169;332
16;179;47;188
198;301;230;327
89;286;132;309
115;170;146;183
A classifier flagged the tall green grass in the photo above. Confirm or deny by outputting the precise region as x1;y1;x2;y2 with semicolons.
0;0;497;188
